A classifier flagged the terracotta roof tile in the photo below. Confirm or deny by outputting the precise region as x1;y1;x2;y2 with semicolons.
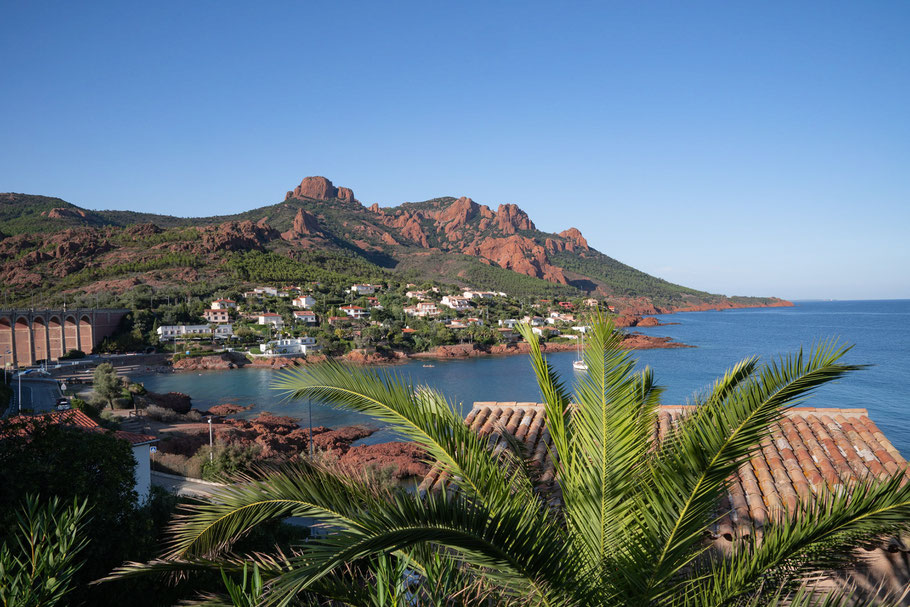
421;403;909;546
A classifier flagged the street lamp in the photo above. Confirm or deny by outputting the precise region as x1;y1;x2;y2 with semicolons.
208;416;214;462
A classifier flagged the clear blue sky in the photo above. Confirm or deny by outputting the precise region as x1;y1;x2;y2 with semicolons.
2;1;908;300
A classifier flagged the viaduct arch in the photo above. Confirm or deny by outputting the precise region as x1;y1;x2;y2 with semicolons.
0;308;128;368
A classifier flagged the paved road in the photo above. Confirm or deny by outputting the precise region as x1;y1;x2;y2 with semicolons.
14;378;62;414
150;471;224;499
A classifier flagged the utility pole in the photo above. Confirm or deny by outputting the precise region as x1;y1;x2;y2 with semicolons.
208;416;214;462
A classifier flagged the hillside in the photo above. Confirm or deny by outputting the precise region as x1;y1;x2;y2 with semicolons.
0;177;790;313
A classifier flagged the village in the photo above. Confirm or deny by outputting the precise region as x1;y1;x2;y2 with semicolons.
153;281;623;362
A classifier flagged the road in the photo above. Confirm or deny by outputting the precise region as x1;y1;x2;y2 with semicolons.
13;377;63;414
150;471;224;499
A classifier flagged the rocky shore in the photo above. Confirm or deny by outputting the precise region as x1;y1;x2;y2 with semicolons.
170;330;690;372
153;409;428;481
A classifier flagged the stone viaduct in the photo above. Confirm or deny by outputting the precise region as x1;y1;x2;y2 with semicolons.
0;308;128;368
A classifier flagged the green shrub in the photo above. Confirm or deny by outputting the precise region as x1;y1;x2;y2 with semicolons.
59;349;86;360
146;405;181;423
112;397;134;410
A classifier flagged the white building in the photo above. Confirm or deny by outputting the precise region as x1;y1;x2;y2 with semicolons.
211;299;237;310
258;313;284;327
260;337;320;356
406;290;429;300
293;310;317;324
350;284;376;295
156;325;212;340
404;302;440;317
340;305;369;319
213;323;234;339
440;296;471;311
498;319;519;329
292;295;316;309
463;290;496;300
521;315;546;327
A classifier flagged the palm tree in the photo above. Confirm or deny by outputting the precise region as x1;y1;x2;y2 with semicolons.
115;315;910;606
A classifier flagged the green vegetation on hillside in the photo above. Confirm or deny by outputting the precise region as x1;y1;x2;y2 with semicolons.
227;250;387;285
550;250;708;305
59;253;203;288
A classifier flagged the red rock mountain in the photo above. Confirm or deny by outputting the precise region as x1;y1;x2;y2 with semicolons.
286;176;356;203
0;186;791;313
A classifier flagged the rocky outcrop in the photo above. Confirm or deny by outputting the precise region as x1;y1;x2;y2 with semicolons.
496;203;535;234
198;220;279;252
390;211;429;247
41;207;88;220
462;235;568;284
340;442;429;479
285;176;356;203
558;227;589;250
124;223;163;238
205;403;254;416
281;208;322;240
172;352;249;370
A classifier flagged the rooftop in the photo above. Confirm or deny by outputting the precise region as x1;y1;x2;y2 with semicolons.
420;402;909;543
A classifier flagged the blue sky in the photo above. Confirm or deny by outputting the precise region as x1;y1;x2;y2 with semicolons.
2;1;908;300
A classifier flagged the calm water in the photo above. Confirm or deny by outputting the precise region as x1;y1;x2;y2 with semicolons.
133;300;910;454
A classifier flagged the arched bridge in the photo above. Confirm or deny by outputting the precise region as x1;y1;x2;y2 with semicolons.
0;309;128;367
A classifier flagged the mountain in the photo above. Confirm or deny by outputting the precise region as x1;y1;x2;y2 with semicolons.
0;178;790;313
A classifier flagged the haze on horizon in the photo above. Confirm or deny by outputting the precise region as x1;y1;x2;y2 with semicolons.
1;1;908;301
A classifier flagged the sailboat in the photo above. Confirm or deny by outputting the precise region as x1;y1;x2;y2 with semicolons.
572;332;588;371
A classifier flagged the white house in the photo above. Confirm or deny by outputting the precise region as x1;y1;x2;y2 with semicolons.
406;290;429;300
292;295;316;309
260;337;320;356
210;299;237;310
533;326;560;337
350;284;376;295
258;313;284;327
498;319;519;329
293;310;317;324
462;290;496;300
521;315;546;327
340;305;369;319
156;325;211;340
440;296;471;311
213;324;234;339
405;302;440;317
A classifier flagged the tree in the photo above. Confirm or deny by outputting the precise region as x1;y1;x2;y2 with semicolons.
93;362;121;409
0;496;90;607
114;316;910;605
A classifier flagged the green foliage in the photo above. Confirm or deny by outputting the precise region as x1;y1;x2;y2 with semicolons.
59;349;86;360
92;362;122;409
227;250;386;285
60;252;201;287
110;317;910;606
200;440;262;482
0;496;90;607
0;417;138;603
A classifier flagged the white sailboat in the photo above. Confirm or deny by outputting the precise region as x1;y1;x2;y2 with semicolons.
572;332;588;371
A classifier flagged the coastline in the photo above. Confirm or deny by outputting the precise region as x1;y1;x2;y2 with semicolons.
169;331;692;372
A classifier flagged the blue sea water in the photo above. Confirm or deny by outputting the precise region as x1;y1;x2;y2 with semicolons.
133;300;910;454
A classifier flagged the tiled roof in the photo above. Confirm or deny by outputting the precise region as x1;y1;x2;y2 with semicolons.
420;402;909;544
3;410;158;446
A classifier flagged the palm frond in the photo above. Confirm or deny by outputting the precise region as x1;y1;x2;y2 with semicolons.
632;341;863;601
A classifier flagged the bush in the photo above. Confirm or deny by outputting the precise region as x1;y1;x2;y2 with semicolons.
113;396;134;410
185;409;203;422
150;452;205;479
146;405;181;423
59;349;86;360
200;441;261;482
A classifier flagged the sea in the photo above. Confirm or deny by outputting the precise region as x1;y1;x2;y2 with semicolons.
132;300;910;455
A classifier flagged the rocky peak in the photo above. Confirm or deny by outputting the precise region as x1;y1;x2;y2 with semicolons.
437;197;478;227
285;176;357;203
558;227;589;250
281;208;322;240
368;203;382;213
41;207;88;220
495;203;535;234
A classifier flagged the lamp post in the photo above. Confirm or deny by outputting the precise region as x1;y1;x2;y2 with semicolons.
208;416;214;462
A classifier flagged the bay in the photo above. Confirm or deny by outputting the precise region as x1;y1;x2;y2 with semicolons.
132;300;910;454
